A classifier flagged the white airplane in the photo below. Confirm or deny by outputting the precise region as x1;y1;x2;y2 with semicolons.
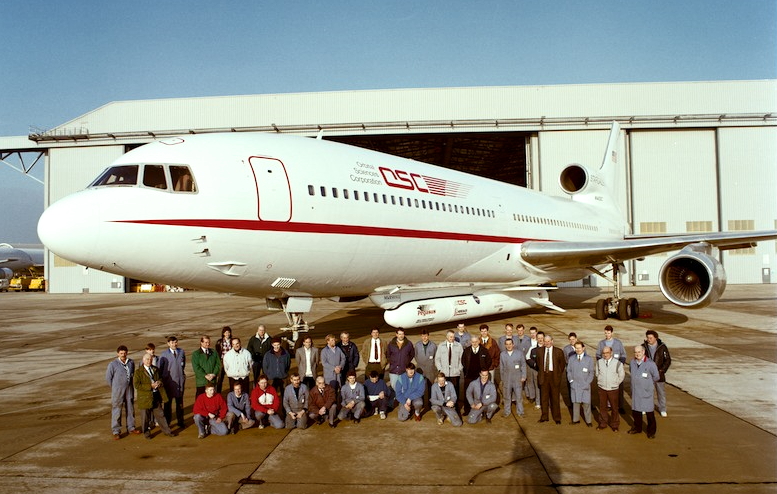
37;123;777;335
0;243;43;281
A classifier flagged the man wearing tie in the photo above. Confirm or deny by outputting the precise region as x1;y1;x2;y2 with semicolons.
362;327;387;381
536;334;566;424
158;336;186;429
135;352;175;438
434;330;463;398
566;341;594;426
192;335;221;398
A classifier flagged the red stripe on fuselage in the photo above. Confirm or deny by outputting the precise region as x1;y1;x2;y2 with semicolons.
113;219;538;244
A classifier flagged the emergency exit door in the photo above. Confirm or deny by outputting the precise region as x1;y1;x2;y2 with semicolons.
249;156;292;222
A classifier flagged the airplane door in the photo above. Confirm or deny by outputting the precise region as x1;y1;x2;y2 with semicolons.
249;157;292;222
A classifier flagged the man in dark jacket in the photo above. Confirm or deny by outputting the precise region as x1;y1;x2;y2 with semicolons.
461;335;492;415
247;324;273;381
642;329;671;417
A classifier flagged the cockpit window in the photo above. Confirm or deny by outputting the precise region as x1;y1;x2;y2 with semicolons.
143;165;168;190
171;166;196;192
91;165;138;187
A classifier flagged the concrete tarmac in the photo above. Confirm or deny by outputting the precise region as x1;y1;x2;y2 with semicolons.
0;285;775;493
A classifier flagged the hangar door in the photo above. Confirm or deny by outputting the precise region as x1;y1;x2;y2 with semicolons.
630;129;718;286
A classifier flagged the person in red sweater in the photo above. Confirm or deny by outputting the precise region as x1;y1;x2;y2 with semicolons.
193;383;228;438
251;375;284;429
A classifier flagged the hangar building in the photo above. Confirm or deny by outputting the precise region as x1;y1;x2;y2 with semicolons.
2;80;775;294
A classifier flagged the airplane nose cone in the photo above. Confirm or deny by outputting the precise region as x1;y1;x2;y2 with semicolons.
38;192;100;266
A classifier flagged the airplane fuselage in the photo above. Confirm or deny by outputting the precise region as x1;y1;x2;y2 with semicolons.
39;133;625;301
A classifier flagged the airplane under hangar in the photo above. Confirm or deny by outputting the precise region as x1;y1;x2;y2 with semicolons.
2;81;775;310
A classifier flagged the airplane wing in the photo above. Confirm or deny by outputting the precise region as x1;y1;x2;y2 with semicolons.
520;230;777;270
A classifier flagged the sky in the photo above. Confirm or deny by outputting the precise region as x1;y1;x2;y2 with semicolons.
1;0;775;244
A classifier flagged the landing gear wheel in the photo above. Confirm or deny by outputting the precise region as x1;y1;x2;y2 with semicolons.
629;298;640;319
595;299;608;320
617;298;631;320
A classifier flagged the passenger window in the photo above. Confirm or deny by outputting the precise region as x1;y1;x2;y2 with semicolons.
170;166;196;192
91;165;139;187
364;192;369;202
333;188;339;198
308;185;315;196
391;196;396;205
353;190;359;200
374;193;380;203
343;189;349;200
320;186;327;197
143;165;168;190
399;197;404;206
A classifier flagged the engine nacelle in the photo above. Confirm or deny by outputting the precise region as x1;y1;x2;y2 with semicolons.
659;245;726;308
383;290;549;329
559;163;590;195
0;268;13;280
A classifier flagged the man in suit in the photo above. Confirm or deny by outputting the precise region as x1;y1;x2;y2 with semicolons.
135;352;175;439
434;330;463;397
536;334;566;424
308;376;338;427
461;335;492;415
158;336;186;429
362;327;387;380
295;336;319;390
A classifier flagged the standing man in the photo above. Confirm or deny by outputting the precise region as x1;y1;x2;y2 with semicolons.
262;338;291;395
295;336;319;391
513;324;533;403
336;332;360;385
642;329;671;417
223;337;253;394
479;324;501;380
308;376;338;427
596;325;627;414
134;352;175;439
225;382;255;433
628;345;660;439
498;323;515;352
192;335;221;398
594;346;624;432
158;336;186;429
362;327;387;380
321;334;346;390
395;363;426;422
500;338;526;418
434;330;463;399
430;372;462;427
561;332;579;411
454;323;471;348
536;334;566;424
247;324;272;382
414;329;438;385
567;341;594;426
466;369;499;424
461;335;492;415
106;345;139;439
524;328;542;410
283;373;309;429
386;329;415;389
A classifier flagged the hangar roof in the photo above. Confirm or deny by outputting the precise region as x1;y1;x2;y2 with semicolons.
31;80;777;143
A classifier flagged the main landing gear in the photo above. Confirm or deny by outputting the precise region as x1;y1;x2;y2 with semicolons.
592;263;640;321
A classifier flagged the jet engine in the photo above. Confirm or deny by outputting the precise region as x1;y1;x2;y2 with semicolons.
0;267;13;280
559;163;590;195
383;290;550;329
659;244;726;308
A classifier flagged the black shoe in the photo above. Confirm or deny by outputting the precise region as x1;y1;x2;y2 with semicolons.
329;422;336;428
164;432;176;437
627;429;640;435
354;418;360;424
647;434;655;439
585;422;593;428
485;417;492;424
618;408;625;415
555;421;561;425
538;418;548;423
570;421;580;425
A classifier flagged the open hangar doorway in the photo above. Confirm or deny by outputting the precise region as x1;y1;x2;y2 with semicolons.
326;131;530;187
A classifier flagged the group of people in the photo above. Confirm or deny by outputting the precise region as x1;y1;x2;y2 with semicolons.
106;322;671;440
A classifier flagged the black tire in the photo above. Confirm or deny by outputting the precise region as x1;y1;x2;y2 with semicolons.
617;298;630;320
595;299;608;320
629;298;640;319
